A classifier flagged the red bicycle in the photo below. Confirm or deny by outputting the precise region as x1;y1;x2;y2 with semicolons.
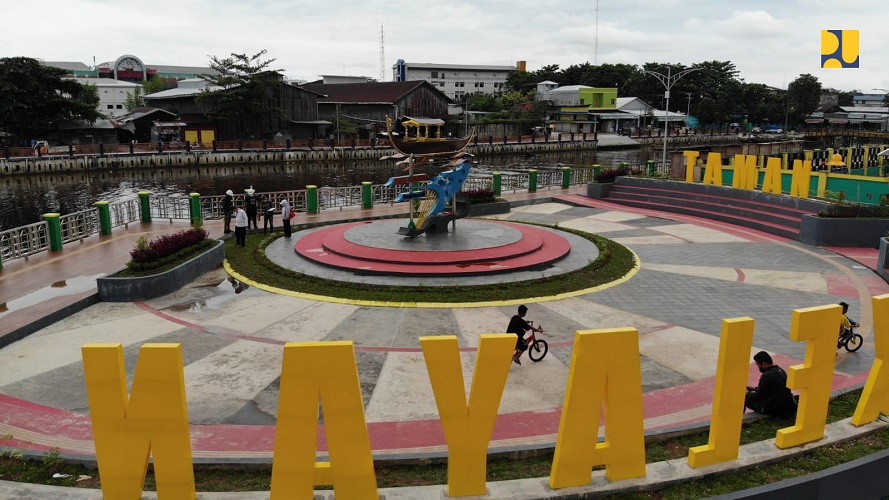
516;321;549;362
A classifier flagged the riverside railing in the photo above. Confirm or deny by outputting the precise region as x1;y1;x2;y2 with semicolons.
0;165;615;268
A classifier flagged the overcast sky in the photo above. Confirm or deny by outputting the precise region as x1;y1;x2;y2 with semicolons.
3;0;886;93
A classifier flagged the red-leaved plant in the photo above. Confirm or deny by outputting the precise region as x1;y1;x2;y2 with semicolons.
129;228;209;264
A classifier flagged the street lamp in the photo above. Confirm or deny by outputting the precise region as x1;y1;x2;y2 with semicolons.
873;88;889;132
645;66;701;168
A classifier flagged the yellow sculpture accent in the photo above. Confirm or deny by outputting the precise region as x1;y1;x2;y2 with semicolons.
420;334;515;496
549;328;646;488
82;343;195;499
853;294;889;425
760;157;783;194
701;152;723;186
776;305;841;448
688;318;755;468
789;159;813;199
683;151;700;183
270;342;377;499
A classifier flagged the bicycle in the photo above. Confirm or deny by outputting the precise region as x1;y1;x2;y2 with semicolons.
838;324;863;352
515;321;549;362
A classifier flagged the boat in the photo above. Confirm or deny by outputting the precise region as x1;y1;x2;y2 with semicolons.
386;116;474;157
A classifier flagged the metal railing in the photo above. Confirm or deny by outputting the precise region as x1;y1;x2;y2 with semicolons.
0;221;50;261
59;209;100;244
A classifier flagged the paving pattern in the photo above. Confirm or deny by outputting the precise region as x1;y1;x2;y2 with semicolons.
0;199;886;459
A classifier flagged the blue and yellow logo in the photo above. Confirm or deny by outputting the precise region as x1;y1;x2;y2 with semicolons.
821;30;859;68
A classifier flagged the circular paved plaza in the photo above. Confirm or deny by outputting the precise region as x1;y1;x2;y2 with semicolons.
0;201;885;458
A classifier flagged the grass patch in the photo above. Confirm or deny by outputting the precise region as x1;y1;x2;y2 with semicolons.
5;389;880;496
225;219;636;303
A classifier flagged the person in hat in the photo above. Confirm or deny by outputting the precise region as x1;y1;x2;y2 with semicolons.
222;190;234;233
244;187;258;229
280;198;293;237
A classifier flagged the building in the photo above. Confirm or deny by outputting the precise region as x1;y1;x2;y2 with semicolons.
60;77;143;119
806;104;889;130
144;74;325;141
536;83;620;133
45;54;216;83
392;60;517;100
852;94;885;108
301;81;452;139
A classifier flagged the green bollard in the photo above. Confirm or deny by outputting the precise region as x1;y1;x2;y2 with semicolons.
189;192;202;227
44;213;63;252
561;166;571;188
492;172;502;196
528;169;538;193
593;164;602;176
307;185;319;214
362;182;373;209
96;201;112;235
138;191;152;223
647;160;657;175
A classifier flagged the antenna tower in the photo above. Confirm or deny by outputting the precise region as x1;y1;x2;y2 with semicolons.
380;25;385;82
594;0;599;65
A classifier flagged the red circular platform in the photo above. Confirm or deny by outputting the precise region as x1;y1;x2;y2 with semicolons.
294;220;572;276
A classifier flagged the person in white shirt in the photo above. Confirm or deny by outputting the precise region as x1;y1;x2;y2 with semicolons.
233;206;249;247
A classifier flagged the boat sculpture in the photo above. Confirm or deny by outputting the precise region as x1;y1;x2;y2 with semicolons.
386;116;474;157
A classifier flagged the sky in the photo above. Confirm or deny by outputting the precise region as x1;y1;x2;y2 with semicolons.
3;0;888;94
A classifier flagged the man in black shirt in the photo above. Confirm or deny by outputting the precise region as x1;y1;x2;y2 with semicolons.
507;305;542;365
744;351;797;416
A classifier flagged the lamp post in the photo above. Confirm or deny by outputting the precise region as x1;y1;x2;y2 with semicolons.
685;94;692;129
874;88;889;132
645;66;701;168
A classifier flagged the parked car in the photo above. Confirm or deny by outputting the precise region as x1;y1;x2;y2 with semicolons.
751;127;762;134
764;127;783;134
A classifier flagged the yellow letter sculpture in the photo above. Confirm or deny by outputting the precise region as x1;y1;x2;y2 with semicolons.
82;343;195;499
421;334;515;497
701;152;723;186
732;154;758;190
760;157;783;194
853;294;889;425
683;151;700;183
789;159;812;199
776;305;841;448
549;328;646;488
271;342;377;499
688;318;755;467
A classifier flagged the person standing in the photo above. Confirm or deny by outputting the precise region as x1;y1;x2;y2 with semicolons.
744;351;797;416
280;198;293;238
261;195;275;233
244;187;258;229
222;190;234;233
233;206;248;247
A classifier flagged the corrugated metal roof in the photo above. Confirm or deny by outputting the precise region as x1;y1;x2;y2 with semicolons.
301;81;447;104
399;62;515;71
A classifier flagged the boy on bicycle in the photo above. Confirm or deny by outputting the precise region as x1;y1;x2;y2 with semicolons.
507;304;542;365
838;301;859;348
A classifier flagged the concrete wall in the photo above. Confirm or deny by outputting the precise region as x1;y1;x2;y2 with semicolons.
799;214;889;248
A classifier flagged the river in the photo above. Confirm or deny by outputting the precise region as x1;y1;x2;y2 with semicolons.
0;149;654;230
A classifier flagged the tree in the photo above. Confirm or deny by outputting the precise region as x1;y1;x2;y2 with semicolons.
196;50;284;138
787;74;821;127
123;78;167;111
0;57;101;143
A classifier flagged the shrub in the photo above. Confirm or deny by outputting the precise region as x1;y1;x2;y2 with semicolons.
594;166;631;183
129;228;209;264
463;188;496;204
818;190;889;218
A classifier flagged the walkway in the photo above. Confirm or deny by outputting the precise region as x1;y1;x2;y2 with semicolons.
0;184;886;463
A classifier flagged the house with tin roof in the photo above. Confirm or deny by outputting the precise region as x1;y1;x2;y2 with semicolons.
301;80;452;139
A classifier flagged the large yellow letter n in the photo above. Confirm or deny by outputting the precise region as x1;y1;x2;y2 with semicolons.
421;334;515;497
271;342;377;500
549;328;646;489
82;343;195;499
776;305;841;448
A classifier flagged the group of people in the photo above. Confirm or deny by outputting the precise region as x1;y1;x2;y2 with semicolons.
222;187;295;248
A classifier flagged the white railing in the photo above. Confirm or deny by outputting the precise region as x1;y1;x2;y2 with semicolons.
0;221;50;261
59;209;100;244
109;199;142;228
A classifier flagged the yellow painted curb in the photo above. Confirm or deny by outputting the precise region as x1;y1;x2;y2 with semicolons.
223;247;641;309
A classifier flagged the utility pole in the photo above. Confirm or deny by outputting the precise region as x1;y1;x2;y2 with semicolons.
379;26;385;82
645;65;701;168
